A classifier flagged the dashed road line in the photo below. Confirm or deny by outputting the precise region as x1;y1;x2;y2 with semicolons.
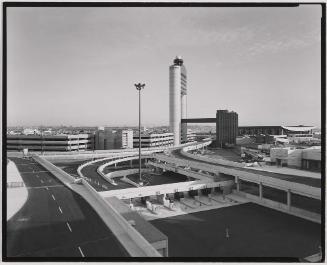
40;180;44;183
36;175;39;178
78;246;85;257
45;187;49;190
51;194;56;201
66;222;72;232
58;206;63;214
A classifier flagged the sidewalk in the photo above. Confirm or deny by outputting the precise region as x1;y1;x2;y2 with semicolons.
7;160;28;220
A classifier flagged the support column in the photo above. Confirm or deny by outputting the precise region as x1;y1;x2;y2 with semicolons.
259;182;263;199
236;176;240;192
287;190;291;210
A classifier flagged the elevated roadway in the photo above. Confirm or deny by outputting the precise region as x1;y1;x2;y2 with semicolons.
99;179;234;200
172;149;321;188
166;149;321;200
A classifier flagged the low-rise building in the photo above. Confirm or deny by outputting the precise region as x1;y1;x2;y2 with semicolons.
7;134;93;152
270;146;321;172
95;128;133;150
183;130;196;143
133;132;174;148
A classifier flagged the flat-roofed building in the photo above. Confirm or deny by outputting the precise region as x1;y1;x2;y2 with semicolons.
270;146;321;172
216;110;238;147
238;125;316;136
133;132;174;148
185;130;196;143
95;128;133;150
7;134;93;152
122;130;133;149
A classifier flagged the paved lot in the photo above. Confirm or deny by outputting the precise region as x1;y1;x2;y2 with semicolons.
151;203;321;258
6;157;128;258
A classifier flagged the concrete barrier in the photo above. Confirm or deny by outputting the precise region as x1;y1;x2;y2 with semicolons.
121;176;141;187
108;168;153;180
99;179;234;200
77;154;138;185
33;155;76;183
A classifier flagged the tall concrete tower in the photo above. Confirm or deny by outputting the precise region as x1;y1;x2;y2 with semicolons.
169;56;187;146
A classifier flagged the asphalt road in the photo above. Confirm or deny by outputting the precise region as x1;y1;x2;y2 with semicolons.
128;171;191;186
171;150;321;188
151;203;321;258
6;157;129;258
80;159;135;191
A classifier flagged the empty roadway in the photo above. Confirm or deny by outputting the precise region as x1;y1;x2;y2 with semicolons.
6;157;128;258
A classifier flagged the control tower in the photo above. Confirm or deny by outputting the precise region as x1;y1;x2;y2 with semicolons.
169;56;187;146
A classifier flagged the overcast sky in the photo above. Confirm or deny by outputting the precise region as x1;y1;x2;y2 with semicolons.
7;5;321;127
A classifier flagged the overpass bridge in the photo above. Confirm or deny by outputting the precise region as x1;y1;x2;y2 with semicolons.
149;150;321;223
151;153;320;200
99;178;234;200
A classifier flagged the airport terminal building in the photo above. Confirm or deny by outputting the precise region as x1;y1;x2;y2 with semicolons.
238;125;316;137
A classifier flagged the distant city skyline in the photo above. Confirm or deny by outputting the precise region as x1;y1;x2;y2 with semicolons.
7;5;321;127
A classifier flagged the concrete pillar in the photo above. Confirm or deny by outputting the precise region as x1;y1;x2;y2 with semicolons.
259;182;263;199
114;163;117;168
236;177;240;192
287;190;291;210
214;172;220;182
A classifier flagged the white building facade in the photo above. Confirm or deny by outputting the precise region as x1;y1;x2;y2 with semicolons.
133;132;174;148
122;130;133;149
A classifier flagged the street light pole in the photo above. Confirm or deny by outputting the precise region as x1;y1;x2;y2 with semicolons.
135;83;145;185
41;127;44;155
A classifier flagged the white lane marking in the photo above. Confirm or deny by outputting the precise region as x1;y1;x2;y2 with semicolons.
66;222;72;232
78;246;85;257
40;180;44;183
58;206;63;214
36;175;39;178
45;187;49;190
51;194;56;201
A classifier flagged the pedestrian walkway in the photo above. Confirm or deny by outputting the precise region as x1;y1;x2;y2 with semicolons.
7;159;28;220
